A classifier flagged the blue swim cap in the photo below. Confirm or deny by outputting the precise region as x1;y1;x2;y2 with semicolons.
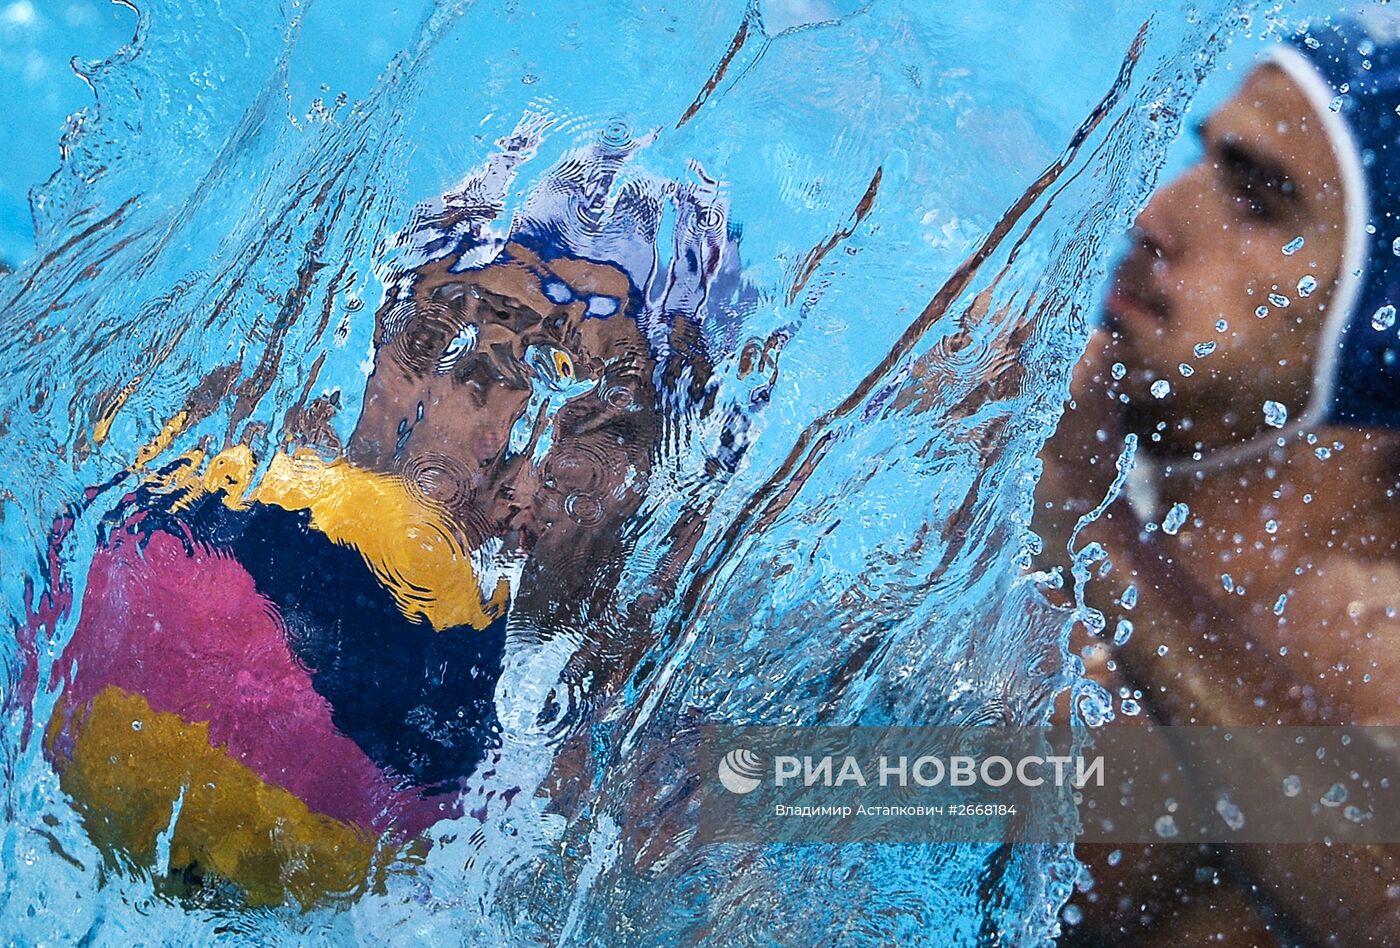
1272;11;1400;428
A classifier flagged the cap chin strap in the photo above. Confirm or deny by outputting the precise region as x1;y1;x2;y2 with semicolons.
1124;434;1288;524
1123;45;1370;517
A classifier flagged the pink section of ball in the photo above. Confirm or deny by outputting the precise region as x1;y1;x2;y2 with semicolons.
55;525;457;836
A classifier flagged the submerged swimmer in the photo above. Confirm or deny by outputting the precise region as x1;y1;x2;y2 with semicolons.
1037;12;1400;945
42;126;749;907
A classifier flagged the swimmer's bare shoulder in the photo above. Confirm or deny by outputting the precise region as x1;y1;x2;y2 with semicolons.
1278;553;1400;725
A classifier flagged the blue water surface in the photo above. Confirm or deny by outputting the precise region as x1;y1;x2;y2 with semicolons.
0;0;1356;943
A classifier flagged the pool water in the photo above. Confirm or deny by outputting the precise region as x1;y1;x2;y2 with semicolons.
0;0;1337;943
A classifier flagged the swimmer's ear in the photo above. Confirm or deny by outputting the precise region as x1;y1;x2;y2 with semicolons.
372;297;417;349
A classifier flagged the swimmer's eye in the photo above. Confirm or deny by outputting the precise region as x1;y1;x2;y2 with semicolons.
543;280;574;305
1213;137;1297;223
585;295;619;318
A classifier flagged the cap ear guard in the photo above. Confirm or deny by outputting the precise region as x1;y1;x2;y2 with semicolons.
1281;15;1400;430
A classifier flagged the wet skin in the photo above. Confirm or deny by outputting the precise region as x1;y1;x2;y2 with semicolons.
1103;64;1348;455
348;242;661;617
1039;63;1400;946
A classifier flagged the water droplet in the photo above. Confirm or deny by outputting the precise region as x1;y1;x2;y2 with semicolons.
1274;593;1288;616
1157;644;1169;656
1107;849;1122;867
1222;573;1234;593
1216;319;1228;332
1215;796;1246;830
1282;236;1305;255
1120;697;1141;716
1373;304;1396;331
1151;379;1171;399
1321;782;1348;807
1062;904;1083;926
1345;805;1373;824
1162;502;1189;535
1111;361;1126;381
1263;400;1288;428
1305;35;1321;50
1255;305;1270;318
1154;814;1179;838
1114;618;1134;646
1268;293;1290;308
1316;446;1333;460
1073;680;1114;727
131;720;142;731
1329;95;1344;112
1194;341;1216;358
1178;362;1194;377
1297;275;1318;298
1265;519;1278;535
1393;236;1400;257
1283;774;1302;797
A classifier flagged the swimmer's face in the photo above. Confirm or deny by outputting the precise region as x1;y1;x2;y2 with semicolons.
1103;63;1348;454
348;243;659;570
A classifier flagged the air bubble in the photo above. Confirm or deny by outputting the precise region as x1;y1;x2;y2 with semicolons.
1268;293;1289;308
1194;341;1216;358
1297;275;1317;298
1255;305;1269;318
1321;782;1348;807
1215;797;1246;830
1373;304;1396;331
1178;363;1194;377
1216;319;1228;332
1282;236;1305;255
1150;379;1171;399
1263;400;1288;428
1111;362;1126;380
1283;774;1302;797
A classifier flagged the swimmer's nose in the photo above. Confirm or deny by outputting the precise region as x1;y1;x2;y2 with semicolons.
1130;175;1189;264
1127;220;1172;267
496;476;540;548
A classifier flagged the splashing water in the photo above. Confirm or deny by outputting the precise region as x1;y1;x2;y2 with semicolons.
0;0;1253;943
